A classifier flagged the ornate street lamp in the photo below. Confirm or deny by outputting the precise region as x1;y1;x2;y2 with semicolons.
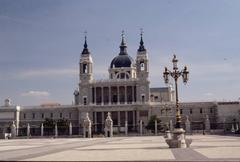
163;54;189;129
163;54;191;148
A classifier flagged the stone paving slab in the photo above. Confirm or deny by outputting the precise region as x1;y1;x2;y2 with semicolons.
0;135;239;161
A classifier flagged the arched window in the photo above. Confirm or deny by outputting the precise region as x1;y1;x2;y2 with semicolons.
140;61;145;71
83;64;88;73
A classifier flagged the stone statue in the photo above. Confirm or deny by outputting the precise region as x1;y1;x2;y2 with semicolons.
83;112;92;138
205;115;210;132
185;116;191;134
104;112;113;137
11;121;16;138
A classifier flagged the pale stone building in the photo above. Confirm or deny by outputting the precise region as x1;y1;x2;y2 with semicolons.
0;33;239;138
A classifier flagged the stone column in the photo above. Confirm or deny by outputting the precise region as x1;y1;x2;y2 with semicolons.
125;111;128;122
117;86;120;104
125;120;128;136
155;120;157;135
69;122;72;136
132;86;134;104
101;112;104;132
185;116;191;134
133;111;136;131
125;86;127;104
94;87;97;105
105;112;113;137
108;87;111;105
140;120;143;136
41;123;44;137
27;123;30;137
94;112;97;132
55;124;58;138
101;87;104;105
118;111;121;132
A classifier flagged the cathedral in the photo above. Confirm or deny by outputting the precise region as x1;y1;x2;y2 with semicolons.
0;32;239;138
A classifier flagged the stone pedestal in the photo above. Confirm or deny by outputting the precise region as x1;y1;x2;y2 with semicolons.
83;113;92;138
104;112;113;137
165;130;172;139
165;128;192;148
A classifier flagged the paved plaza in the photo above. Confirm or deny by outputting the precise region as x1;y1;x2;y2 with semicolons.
0;135;239;161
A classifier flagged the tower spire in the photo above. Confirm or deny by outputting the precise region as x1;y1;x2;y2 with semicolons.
119;30;127;55
82;31;90;55
138;28;146;52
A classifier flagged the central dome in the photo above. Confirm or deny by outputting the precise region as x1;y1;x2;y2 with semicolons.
110;32;134;68
110;54;134;68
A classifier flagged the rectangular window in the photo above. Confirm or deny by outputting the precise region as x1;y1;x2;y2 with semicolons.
180;109;183;114
210;108;213;113
41;113;44;119
200;108;203;114
69;113;72;119
83;97;87;105
51;113;53;118
60;113;62;118
32;113;35;119
190;109;192;114
23;113;26;119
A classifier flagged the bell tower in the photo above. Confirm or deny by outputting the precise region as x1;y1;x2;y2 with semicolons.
136;30;149;80
136;30;150;103
79;34;93;83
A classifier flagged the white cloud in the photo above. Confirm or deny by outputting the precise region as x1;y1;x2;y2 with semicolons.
21;91;50;97
204;92;214;96
20;68;78;78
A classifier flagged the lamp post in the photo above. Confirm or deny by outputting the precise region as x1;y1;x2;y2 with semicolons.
163;54;191;148
163;54;189;128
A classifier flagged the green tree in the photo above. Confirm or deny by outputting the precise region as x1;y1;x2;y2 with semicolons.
146;115;162;133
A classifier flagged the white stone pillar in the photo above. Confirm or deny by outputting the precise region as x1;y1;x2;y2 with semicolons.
125;111;128;122
69;122;72;136
140;120;143;136
155;120;157;135
55;124;58;137
27;123;30;137
41;123;44;137
125;120;128;136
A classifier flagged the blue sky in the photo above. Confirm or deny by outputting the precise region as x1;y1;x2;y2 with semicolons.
0;0;240;106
